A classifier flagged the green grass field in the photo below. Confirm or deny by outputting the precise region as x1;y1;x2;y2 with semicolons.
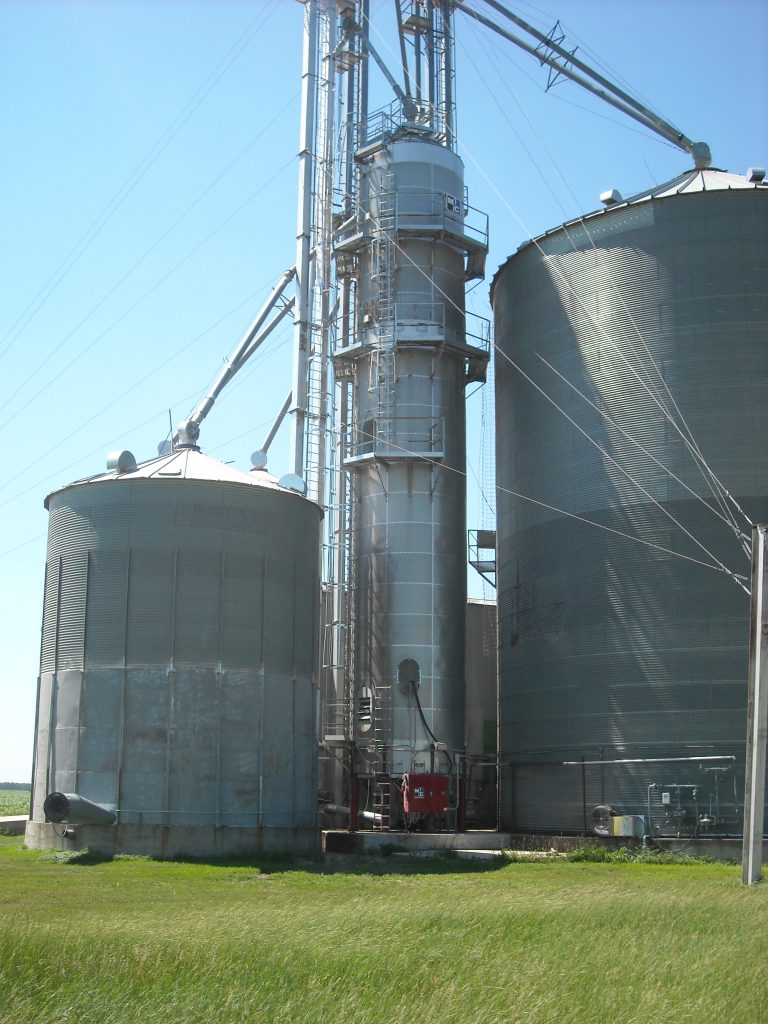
0;836;765;1024
0;789;30;816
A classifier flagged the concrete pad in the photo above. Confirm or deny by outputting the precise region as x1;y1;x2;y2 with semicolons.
323;830;513;855
0;816;28;836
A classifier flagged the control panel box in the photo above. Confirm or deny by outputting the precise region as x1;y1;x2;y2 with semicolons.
402;773;449;813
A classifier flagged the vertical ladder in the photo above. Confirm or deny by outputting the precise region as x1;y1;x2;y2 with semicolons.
372;169;396;447
372;773;392;831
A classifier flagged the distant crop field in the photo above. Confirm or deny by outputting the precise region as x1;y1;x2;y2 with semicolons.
0;789;29;816
0;836;766;1024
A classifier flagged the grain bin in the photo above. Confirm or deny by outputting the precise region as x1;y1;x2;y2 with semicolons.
491;168;768;835
26;447;322;856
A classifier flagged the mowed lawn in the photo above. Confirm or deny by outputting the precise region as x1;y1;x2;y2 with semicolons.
0;837;765;1024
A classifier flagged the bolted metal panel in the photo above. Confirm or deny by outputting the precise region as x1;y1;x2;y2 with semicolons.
492;181;768;834
29;450;322;849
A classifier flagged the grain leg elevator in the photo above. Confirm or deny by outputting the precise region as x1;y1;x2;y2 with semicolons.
301;2;490;829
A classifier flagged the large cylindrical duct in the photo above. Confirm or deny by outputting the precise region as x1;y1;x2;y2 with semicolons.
27;448;322;857
492;169;768;835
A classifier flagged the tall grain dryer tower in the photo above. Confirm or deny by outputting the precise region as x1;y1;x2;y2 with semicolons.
492;167;768;836
303;1;490;825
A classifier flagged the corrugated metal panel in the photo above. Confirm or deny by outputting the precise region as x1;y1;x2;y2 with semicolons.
56;552;88;670
30;464;322;844
493;187;768;834
126;548;175;665
40;559;59;675
85;550;129;667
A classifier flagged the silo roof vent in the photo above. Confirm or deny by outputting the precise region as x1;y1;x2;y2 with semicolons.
748;167;766;184
278;473;307;495
600;188;623;206
106;450;137;475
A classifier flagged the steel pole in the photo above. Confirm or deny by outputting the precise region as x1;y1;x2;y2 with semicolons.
743;524;768;885
291;0;319;478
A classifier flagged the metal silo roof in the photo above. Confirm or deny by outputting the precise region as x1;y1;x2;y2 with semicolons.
491;166;768;303
45;448;291;508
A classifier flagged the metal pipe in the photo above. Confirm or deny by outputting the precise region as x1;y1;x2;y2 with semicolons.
476;0;699;155
234;296;295;372
562;755;736;767
459;2;701;157
362;36;409;107
324;803;382;822
743;523;768;884
360;0;370;140
440;0;454;147
426;0;436;124
581;757;587;834
290;0;319;478
180;268;296;440
394;0;412;99
647;783;657;836
260;391;293;454
43;792;116;826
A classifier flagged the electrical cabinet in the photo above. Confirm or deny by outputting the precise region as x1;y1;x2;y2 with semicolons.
402;773;449;813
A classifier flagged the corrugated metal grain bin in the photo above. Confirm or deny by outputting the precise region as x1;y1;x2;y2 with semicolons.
491;168;768;836
26;448;322;857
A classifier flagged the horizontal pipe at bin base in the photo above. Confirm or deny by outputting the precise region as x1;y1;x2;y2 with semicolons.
43;792;117;826
323;803;382;823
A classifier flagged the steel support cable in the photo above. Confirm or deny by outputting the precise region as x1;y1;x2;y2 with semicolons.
1;92;300;420
351;424;749;588
459;19;671;153
459;2;695;153
459;19;750;542
309;114;748;584
0;155;296;441
458;24;741;539
350;193;749;561
495;0;660;116
534;353;742;535
198;324;294;412
342;209;749;588
0;0;282;371
476;0;693;148
458;13;739;530
0;278;291;501
494;344;743;583
457;142;754;534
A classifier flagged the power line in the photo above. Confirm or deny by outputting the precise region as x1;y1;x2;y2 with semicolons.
1;90;299;418
0;281;285;496
355;421;749;591
0;155;296;438
460;19;749;541
0;0;282;370
320;143;749;587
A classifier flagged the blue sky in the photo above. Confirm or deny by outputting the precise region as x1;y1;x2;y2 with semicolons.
1;0;766;781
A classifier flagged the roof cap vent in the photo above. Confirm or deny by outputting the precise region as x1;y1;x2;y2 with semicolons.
250;450;268;472
747;167;766;184
278;473;307;496
107;450;137;475
600;188;623;207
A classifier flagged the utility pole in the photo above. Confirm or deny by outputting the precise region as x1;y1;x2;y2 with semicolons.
743;524;768;885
